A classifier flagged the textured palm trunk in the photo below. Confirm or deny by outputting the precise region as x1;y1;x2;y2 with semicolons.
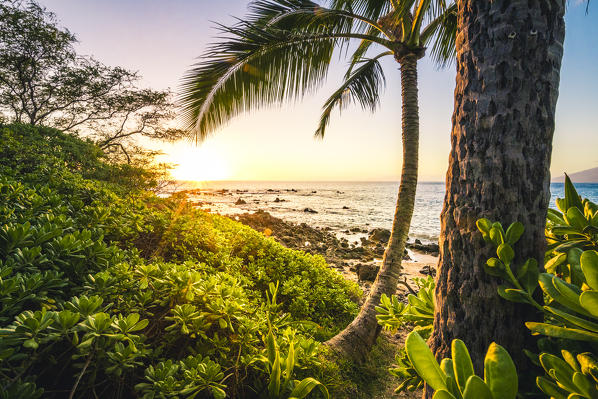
428;0;566;390
327;54;419;361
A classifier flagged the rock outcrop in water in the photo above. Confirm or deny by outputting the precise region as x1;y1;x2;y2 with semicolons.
233;210;382;265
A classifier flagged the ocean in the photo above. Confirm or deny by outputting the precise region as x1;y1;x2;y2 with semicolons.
178;181;598;244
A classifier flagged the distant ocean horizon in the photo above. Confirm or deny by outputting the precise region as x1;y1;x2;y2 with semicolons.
175;181;598;244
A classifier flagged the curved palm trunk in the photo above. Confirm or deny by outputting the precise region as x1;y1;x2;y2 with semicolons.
327;54;420;361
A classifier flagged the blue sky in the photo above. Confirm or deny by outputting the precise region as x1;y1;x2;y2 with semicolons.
38;1;598;181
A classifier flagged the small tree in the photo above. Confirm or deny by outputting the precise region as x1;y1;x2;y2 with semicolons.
0;0;184;161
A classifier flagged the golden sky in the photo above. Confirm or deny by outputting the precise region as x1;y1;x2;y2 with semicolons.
39;0;598;182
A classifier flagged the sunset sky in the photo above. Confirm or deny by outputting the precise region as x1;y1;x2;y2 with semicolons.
38;0;598;181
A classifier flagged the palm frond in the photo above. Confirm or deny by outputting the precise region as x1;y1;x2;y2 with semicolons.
420;3;456;67
330;0;392;21
408;0;431;45
249;0;390;37
179;21;390;141
315;51;391;138
345;26;383;77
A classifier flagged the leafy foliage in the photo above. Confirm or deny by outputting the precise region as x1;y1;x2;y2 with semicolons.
179;0;457;140
405;331;518;399
0;124;359;398
375;276;435;393
476;177;598;398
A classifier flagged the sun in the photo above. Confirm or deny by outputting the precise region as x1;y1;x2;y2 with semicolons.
170;147;231;181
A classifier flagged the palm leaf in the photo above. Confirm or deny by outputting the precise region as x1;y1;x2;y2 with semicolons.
315;51;391;138
250;0;390;37
330;0;392;21
420;3;457;67
345;26;383;77
179;21;390;141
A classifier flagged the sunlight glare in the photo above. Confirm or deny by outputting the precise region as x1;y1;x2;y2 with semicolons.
171;147;230;181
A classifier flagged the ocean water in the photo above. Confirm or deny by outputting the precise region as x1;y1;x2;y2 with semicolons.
178;181;598;244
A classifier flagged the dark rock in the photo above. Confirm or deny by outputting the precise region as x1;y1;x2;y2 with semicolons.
235;198;247;205
415;239;422;245
342;206;350;209
350;227;361;233
303;207;318;213
274;197;285;203
369;228;391;243
406;241;440;256
356;264;379;281
419;265;437;277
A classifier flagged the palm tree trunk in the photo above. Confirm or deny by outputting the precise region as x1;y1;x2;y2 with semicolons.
326;54;420;361
428;0;566;392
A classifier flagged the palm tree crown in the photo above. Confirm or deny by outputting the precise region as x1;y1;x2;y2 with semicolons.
179;0;456;140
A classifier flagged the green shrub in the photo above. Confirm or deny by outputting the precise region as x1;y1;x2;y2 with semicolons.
475;176;598;398
0;124;359;398
405;331;518;399
375;276;435;393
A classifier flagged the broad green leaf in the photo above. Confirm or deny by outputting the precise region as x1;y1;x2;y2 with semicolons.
545;306;598;332
547;208;566;225
497;286;529;303
462;375;492;399
476;218;492;234
545;252;567;273
483;343;517;399
580;291;598;317
536;376;567;399
505;222;524;245
489;227;504;247
578;353;598;375
432;390;456;399
527;322;598;342
266;330;276;365
284;340;295;384
565;207;589;230
405;331;447;392
572;372;596;398
497;243;514;265
551;277;590;316
289;378;329;399
268;350;281;397
520;259;539;295
561;350;580;372
581;250;598;290
452;339;474;394
564;174;584;211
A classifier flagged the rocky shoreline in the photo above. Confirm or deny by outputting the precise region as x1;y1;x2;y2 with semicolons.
230;210;439;298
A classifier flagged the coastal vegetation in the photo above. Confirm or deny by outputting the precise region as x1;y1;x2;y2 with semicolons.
179;0;457;360
0;123;361;398
385;178;598;398
0;0;595;398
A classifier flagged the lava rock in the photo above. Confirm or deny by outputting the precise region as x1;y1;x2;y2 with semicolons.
406;240;440;256
356;264;379;281
419;265;437;277
369;228;391;243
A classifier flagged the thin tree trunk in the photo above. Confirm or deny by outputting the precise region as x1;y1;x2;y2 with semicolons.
326;54;420;361
429;0;566;391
